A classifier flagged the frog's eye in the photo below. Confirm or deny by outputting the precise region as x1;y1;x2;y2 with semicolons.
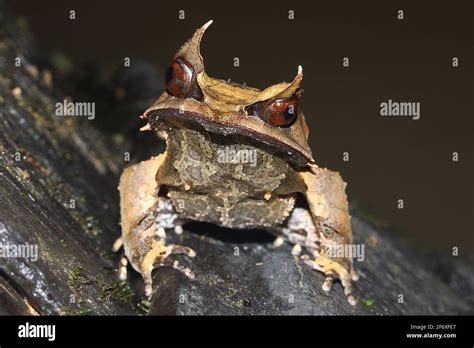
166;58;194;98
263;98;299;127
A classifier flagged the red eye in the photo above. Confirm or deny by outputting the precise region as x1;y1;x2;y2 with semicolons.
263;98;298;127
166;59;193;98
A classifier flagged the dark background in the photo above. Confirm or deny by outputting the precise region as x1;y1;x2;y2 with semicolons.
9;0;473;251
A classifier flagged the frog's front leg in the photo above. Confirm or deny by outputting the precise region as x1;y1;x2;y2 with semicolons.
298;166;358;306
118;154;195;296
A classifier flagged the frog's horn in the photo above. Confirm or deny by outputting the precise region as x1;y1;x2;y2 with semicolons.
174;20;212;74
275;65;303;99
252;65;303;103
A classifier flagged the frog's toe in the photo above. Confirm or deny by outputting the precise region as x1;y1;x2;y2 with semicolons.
174;225;184;235
170;244;196;257
118;256;128;281
112;237;123;252
322;273;335;292
351;267;359;281
340;277;357;306
273;236;285;248
170;260;195;279
347;293;357;306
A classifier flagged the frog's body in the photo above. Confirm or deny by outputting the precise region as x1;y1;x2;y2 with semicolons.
117;21;359;306
162;128;300;229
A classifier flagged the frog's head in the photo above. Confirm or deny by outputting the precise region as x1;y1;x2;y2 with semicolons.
143;20;314;167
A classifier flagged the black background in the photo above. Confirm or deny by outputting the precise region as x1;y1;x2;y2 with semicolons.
1;315;473;345
10;0;473;251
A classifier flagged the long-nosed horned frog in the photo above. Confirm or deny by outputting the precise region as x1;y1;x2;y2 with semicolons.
116;21;359;305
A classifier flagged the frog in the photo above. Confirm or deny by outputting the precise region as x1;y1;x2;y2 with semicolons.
115;20;359;306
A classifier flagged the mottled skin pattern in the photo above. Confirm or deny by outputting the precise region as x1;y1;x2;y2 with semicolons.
162;128;300;229
117;21;359;306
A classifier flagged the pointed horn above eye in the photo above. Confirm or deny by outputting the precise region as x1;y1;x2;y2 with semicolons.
174;20;213;74
250;65;304;104
275;65;303;99
202;19;214;31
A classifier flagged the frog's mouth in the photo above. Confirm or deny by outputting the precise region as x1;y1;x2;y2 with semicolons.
145;107;314;169
143;97;315;169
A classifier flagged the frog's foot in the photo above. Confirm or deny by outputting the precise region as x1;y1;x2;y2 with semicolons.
125;227;196;297
143;240;195;297
301;254;357;306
